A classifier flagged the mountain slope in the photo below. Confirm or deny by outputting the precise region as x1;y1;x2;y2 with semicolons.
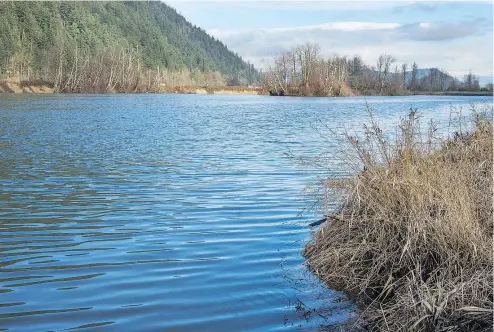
0;1;257;86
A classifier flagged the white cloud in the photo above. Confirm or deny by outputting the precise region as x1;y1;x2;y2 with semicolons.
167;1;402;12
168;0;486;18
168;0;492;12
164;0;493;79
400;20;483;41
208;22;401;39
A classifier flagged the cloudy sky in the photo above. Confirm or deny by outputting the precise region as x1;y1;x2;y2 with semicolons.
167;0;493;84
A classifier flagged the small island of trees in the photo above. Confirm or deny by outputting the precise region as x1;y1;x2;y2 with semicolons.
260;43;492;97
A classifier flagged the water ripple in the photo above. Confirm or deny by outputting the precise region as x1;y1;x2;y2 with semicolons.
0;94;490;331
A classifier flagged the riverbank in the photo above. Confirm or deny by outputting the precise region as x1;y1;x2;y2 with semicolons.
149;84;266;95
0;80;55;93
2;80;491;98
304;108;493;331
0;80;267;95
268;89;493;97
415;90;494;96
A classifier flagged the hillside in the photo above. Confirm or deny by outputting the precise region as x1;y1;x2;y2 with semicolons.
0;1;257;92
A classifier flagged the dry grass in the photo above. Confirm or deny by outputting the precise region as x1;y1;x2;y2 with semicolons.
304;106;493;331
149;84;267;95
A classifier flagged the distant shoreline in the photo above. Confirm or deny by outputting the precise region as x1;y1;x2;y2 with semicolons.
265;90;493;97
412;91;494;97
0;80;491;97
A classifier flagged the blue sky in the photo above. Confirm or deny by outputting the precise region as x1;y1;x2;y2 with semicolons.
167;1;493;84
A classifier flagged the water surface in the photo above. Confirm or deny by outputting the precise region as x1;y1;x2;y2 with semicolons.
0;94;490;331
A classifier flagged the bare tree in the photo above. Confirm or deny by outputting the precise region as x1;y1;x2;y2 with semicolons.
428;68;439;92
401;63;408;90
296;43;320;94
410;62;418;90
437;68;449;91
391;65;402;93
376;54;395;92
462;70;480;91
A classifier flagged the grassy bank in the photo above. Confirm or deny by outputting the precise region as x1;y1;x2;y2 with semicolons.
149;84;266;95
304;107;493;331
0;79;55;93
0;79;266;95
268;89;493;97
1;80;488;98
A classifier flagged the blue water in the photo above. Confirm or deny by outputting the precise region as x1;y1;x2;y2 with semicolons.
0;94;491;331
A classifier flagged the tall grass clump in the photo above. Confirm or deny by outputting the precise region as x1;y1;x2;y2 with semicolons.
304;106;493;331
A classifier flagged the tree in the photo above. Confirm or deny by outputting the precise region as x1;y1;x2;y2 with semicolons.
226;77;241;86
401;63;407;90
429;68;438;92
296;43;320;94
438;68;449;91
348;55;363;76
261;43;349;96
391;65;402;93
410;62;418;90
462;70;480;91
0;1;258;90
376;54;395;92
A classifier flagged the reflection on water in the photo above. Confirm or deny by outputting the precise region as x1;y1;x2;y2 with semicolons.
0;94;490;331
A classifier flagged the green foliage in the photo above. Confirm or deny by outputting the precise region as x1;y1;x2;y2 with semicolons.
0;1;257;83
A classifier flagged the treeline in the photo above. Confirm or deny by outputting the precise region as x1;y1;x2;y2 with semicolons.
261;43;490;96
0;1;258;92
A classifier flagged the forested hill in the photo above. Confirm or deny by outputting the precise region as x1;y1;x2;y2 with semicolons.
0;1;257;92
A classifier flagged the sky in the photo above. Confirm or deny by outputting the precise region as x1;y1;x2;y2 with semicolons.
166;0;493;85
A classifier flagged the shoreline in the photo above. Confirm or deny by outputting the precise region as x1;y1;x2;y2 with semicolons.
0;80;268;96
413;91;494;96
268;91;493;97
1;81;491;97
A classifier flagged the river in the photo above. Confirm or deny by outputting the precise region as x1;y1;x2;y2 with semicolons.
0;94;490;331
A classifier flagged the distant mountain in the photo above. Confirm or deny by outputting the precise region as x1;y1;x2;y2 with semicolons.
413;69;456;81
0;1;257;85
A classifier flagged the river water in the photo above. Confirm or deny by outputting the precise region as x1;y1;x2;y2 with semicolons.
0;94;490;331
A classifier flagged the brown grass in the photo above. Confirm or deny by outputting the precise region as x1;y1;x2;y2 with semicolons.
149;84;267;95
0;79;54;93
304;106;493;331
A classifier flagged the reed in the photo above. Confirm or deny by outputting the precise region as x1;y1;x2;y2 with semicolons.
304;105;493;331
